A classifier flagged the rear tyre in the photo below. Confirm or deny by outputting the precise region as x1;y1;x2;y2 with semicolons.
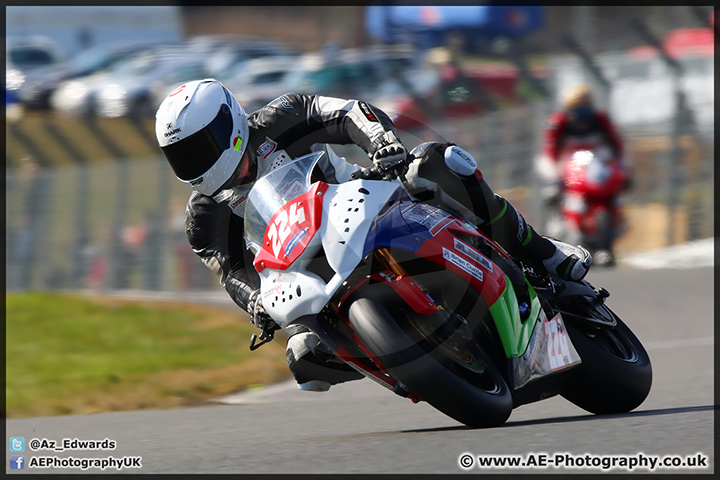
561;307;652;414
348;297;512;428
593;210;615;266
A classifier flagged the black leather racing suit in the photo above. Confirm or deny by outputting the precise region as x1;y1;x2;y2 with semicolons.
183;93;400;311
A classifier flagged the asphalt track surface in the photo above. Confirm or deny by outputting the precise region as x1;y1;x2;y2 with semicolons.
6;265;715;475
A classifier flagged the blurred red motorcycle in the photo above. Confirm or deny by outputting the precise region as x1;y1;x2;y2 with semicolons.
553;144;628;267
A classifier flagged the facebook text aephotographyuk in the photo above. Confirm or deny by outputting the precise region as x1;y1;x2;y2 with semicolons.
28;455;142;471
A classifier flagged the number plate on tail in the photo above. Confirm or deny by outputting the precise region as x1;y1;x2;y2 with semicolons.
513;311;582;390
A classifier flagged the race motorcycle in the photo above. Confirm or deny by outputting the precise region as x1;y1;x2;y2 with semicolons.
244;150;651;428
551;144;628;267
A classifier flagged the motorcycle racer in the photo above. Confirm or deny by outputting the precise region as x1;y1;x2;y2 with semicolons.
155;78;592;392
539;84;631;263
543;84;626;169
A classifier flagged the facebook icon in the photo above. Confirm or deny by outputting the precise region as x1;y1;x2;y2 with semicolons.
9;455;24;470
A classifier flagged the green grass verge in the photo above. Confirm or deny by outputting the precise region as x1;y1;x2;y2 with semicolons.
6;292;291;418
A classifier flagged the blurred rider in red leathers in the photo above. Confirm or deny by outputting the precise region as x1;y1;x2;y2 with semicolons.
539;84;630;206
544;84;625;168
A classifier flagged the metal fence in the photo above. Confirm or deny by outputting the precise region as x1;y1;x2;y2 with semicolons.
6;98;711;294
5;6;713;293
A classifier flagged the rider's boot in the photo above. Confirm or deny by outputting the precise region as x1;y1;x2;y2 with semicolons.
285;325;364;392
404;143;592;283
540;238;593;281
479;190;592;281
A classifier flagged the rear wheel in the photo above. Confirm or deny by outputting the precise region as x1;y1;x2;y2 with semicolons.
347;297;512;428
593;210;616;266
561;303;652;414
595;209;614;249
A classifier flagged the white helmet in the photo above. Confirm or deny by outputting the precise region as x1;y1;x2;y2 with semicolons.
155;78;249;196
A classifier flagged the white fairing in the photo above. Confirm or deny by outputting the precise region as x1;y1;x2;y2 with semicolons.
245;153;402;328
320;181;400;279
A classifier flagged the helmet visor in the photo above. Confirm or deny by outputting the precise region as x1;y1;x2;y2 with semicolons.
161;104;234;181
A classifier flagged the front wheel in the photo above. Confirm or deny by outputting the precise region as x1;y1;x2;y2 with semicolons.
561;305;652;414
347;297;512;428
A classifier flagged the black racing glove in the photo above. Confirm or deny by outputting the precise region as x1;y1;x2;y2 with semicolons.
370;131;406;169
246;290;276;330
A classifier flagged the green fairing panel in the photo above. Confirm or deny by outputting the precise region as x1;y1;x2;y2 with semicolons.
487;276;541;358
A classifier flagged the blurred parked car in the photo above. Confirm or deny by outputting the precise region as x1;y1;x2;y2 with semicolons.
51;48;209;118
211;45;441;120
7;35;66;108
6;63;26;99
7;35;65;71
285;46;439;105
187;34;297;76
50;51;148;117
51;37;297;118
6;66;24;120
95;52;211;118
221;56;298;112
17;41;177;110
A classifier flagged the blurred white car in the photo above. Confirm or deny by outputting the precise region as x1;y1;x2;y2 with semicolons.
18;41;175;110
221;56;298;112
188;34;297;76
51;48;209;118
50;51;155;117
96;53;210;118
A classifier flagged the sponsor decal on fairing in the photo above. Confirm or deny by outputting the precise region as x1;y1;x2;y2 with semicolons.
443;247;484;282
453;238;493;272
402;203;453;236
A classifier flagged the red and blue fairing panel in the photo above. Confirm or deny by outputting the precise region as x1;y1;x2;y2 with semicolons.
362;200;507;308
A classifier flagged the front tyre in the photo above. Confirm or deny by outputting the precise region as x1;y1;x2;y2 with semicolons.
348;297;512;428
561;309;652;414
